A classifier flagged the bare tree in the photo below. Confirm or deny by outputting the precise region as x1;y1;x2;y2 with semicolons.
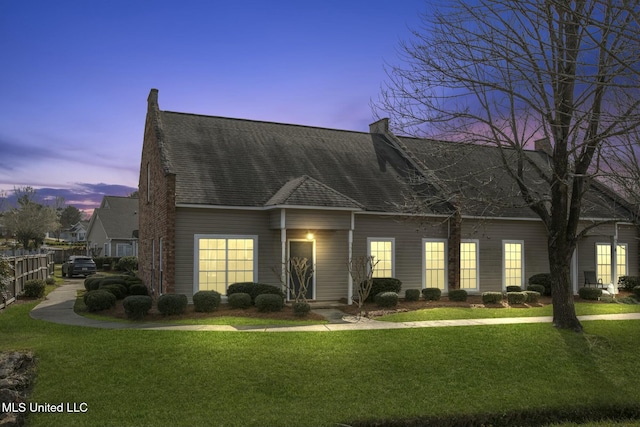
4;187;60;250
377;0;640;331
348;255;379;317
273;257;314;304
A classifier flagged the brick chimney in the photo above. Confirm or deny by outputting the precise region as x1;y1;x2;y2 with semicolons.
369;118;389;134
534;137;553;157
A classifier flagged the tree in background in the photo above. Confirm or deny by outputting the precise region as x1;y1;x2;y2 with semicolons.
377;0;640;331
4;187;59;250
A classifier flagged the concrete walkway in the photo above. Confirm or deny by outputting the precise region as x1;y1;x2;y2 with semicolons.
29;282;640;332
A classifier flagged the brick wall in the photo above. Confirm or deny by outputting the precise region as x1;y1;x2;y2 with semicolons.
138;89;177;296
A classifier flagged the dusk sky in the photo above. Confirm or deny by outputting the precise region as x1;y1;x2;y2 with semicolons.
0;0;428;213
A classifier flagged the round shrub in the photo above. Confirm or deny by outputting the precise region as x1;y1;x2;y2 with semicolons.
45;276;55;286
157;294;188;315
128;284;149;296
228;292;252;309
193;290;221;312
255;293;284;312
227;282;284;302
116;256;138;272
506;285;522;292
375;291;398;308
404;289;421;302
448;289;468;302
524;290;540;304
366;278;402;302
527;284;545;295
507;291;527;305
529;273;552;296
578;287;602;301
292;301;311;317
84;276;104;291
99;283;127;300
632;286;640;300
482;292;503;304
84;290;116;312
23;279;45;298
422;288;442;301
618;276;640;291
122;295;152;320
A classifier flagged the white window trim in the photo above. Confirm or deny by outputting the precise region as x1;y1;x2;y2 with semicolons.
596;242;628;285
193;234;259;294
422;238;448;291
367;237;395;278
460;239;479;291
502;240;525;290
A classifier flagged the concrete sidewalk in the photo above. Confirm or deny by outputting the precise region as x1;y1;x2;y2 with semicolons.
29;282;640;332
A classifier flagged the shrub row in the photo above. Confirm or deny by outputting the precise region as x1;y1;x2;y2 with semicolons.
84;275;148;299
375;291;398;308
365;278;402;302
404;289;420;301
227;282;284;302
482;291;541;305
618;275;640;290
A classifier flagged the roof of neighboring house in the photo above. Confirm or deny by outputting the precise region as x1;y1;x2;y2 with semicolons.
88;196;139;240
147;90;634;221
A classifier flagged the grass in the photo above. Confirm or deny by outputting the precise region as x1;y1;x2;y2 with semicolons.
1;300;640;426
377;301;640;322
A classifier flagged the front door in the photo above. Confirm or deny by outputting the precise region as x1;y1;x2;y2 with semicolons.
288;240;315;300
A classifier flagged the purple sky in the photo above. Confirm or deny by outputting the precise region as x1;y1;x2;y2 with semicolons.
0;0;427;213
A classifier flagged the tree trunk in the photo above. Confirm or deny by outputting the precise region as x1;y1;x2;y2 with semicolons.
549;241;582;332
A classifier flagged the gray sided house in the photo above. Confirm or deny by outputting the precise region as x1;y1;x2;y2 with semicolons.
86;196;139;258
138;89;638;302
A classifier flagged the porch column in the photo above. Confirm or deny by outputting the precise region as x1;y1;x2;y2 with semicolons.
347;212;354;305
280;209;287;292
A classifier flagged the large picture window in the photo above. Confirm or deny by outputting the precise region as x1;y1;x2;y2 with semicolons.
196;235;257;294
596;243;627;284
368;238;394;278
424;239;446;290
460;241;479;290
503;241;524;289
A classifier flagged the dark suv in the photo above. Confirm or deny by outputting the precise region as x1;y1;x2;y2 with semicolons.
62;256;97;278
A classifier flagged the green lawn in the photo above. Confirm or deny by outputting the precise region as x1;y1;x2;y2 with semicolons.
377;301;640;322
1;301;640;426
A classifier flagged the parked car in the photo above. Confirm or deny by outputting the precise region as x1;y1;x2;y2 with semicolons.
62;256;97;278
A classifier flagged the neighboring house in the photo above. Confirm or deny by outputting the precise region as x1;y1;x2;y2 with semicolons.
57;221;89;242
86;196;139;258
138;89;638;301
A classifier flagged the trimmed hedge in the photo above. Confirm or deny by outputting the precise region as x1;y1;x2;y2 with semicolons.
507;291;527;305
482;292;502;304
524;290;540;304
255;294;284;312
529;273;552;296
375;291;398;308
578;287;602;301
193;290;221;312
404;289;420;302
99;283;127;300
527;284;545;295
366;278;402;301
116;256;138;272
157;294;188;315
618;276;640;291
632;286;640;300
422;288;442;301
292;301;311;317
84;290;116;312
506;285;522;292
23;279;45;298
228;292;252;309
122;295;152;320
128;284;149;296
227;282;285;302
84;276;104;292
448;289;468;302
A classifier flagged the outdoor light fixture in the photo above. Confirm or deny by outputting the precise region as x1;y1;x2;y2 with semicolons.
306;232;314;240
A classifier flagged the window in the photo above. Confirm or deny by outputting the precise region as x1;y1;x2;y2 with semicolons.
596;243;627;284
460;241;479;290
503;241;524;288
196;236;257;294
424;239;447;290
368;238;394;278
116;243;134;257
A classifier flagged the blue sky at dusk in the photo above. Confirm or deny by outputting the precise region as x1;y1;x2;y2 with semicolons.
0;0;428;212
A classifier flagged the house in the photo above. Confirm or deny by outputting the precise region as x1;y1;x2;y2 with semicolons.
86;196;139;258
138;89;638;301
56;221;89;242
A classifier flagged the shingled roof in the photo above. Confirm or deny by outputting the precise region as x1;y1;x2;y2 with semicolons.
148;90;634;221
89;196;139;239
